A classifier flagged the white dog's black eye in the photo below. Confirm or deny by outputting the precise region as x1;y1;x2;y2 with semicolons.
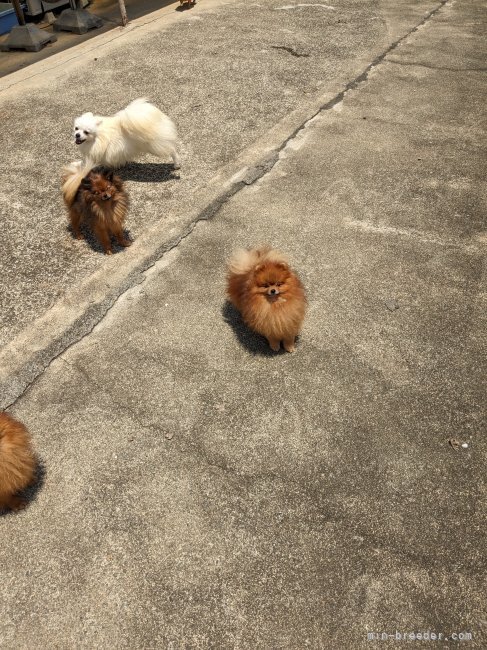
84;130;89;135
75;127;79;131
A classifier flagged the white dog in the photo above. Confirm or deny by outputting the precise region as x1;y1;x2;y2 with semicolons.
73;98;180;169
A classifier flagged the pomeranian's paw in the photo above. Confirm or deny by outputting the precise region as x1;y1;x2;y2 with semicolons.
3;495;28;512
267;338;281;352
283;337;297;353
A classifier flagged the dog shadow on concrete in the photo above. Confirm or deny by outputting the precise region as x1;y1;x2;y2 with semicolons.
0;457;46;517
222;300;284;357
120;162;180;183
175;1;196;11
67;225;133;255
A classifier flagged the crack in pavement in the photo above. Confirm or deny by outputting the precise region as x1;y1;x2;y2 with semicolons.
1;0;450;410
271;45;311;58
11;345;479;572
45;362;475;572
54;360;335;515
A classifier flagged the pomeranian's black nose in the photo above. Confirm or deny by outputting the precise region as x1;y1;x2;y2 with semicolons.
102;194;110;201
270;288;277;295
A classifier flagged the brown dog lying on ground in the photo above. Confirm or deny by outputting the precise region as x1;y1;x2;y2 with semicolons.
62;163;131;255
0;412;36;512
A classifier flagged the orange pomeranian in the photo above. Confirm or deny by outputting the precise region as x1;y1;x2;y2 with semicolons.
62;162;131;255
0;412;36;512
227;246;306;352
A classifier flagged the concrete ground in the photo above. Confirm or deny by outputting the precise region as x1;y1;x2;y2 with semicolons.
0;0;453;405
0;0;175;78
1;0;486;648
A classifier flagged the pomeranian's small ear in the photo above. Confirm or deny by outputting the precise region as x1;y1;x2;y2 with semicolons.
95;118;103;126
254;264;263;273
276;262;288;270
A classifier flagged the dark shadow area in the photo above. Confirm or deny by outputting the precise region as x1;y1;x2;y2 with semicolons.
120;162;179;183
222;300;283;357
0;456;46;517
67;224;133;255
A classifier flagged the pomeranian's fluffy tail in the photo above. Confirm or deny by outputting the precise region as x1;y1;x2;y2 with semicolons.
119;98;178;143
227;246;289;276
61;161;92;206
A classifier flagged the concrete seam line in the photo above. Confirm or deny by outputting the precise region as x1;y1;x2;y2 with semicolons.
0;0;450;410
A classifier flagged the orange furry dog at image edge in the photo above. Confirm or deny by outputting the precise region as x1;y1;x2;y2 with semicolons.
227;246;306;352
62;163;131;255
0;412;36;512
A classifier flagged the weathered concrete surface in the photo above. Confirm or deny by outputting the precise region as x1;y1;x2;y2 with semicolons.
1;0;485;647
0;0;446;407
0;0;176;79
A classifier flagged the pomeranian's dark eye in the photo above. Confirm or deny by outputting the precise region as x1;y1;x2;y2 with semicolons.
75;127;79;131
83;130;89;135
276;282;283;287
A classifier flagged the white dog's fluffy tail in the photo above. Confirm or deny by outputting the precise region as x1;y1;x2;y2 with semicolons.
61;161;91;206
227;246;289;275
119;98;178;144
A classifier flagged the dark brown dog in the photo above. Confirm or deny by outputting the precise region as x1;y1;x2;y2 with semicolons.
62;165;131;255
0;412;36;512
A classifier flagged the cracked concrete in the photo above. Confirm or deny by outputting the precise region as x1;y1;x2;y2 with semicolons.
0;0;485;647
0;0;448;408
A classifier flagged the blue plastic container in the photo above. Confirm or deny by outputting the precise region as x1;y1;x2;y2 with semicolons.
0;3;20;36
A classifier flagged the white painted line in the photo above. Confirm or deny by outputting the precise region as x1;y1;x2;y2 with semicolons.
275;4;335;10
